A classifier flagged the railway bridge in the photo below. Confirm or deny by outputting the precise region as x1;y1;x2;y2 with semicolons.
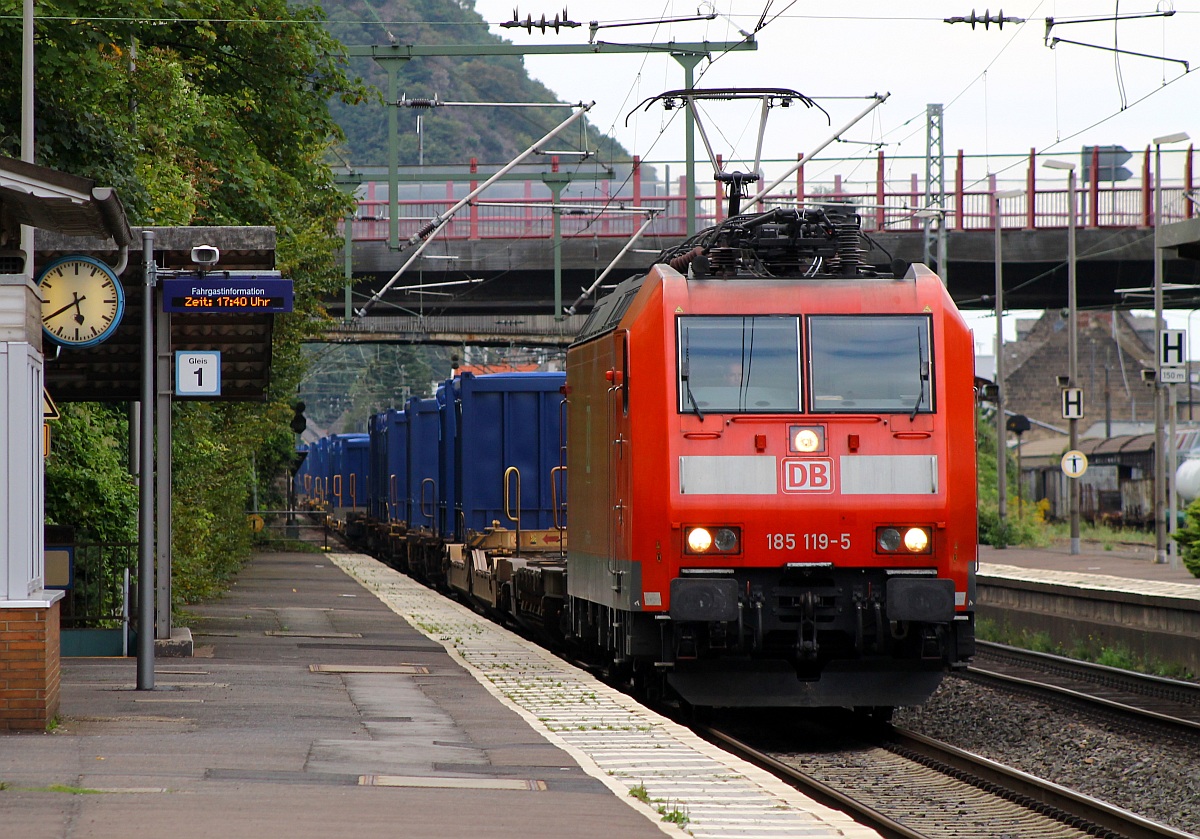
327;146;1200;346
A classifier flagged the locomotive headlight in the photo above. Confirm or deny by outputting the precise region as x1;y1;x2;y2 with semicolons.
685;526;741;554
789;425;825;453
686;527;714;553
903;527;930;553
877;527;902;552
876;525;932;554
714;527;739;552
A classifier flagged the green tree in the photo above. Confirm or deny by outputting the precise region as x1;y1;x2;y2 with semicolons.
0;1;366;606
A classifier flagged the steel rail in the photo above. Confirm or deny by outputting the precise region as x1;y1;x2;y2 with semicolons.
889;727;1197;839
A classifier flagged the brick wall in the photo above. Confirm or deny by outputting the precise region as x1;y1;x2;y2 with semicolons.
1005;311;1155;442
0;602;61;731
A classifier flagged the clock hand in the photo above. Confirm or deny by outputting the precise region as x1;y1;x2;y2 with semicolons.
73;293;86;324
44;292;87;322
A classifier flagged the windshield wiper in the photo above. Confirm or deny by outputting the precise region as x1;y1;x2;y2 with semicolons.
910;326;929;421
681;360;705;421
681;329;704;421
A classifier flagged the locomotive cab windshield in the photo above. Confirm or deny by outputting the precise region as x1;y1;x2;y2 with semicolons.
678;313;934;415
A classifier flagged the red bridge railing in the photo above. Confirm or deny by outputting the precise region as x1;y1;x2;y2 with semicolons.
342;146;1196;243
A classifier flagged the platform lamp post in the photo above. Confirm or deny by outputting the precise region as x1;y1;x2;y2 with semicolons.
993;188;1025;546
1153;132;1190;565
1044;159;1080;555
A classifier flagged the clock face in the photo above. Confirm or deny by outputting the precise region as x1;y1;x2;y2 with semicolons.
38;255;127;348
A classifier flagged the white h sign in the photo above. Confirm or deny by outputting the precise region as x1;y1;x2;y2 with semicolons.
1160;329;1186;367
1061;387;1084;420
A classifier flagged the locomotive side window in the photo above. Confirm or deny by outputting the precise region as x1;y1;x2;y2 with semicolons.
807;315;933;414
677;316;800;413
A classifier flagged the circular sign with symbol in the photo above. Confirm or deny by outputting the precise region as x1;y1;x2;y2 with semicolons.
247;514;265;533
1061;449;1088;478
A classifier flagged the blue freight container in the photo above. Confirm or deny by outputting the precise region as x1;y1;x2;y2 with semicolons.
308;436;332;507
367;413;389;521
405;397;441;532
380;408;408;523
438;371;566;541
330;433;370;511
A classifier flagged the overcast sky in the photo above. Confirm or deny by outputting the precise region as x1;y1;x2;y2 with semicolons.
469;2;1198;173
464;2;1200;353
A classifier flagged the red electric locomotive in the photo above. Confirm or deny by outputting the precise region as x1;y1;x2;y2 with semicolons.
560;206;977;710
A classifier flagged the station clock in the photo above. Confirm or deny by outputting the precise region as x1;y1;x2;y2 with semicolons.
37;255;126;348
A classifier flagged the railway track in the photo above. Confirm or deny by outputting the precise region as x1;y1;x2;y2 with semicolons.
968;641;1200;737
702;718;1196;839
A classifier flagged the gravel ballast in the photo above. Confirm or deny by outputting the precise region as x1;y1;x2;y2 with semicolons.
893;677;1200;835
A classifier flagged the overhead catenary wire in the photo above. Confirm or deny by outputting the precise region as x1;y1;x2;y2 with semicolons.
355;101;593;319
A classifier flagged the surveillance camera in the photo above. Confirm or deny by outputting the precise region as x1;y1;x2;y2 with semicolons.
190;245;220;266
1142;369;1157;384
1056;375;1070;388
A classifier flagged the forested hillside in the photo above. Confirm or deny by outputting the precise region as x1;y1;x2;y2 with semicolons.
320;0;632;166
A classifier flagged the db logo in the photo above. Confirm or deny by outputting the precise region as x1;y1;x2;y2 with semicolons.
782;458;834;493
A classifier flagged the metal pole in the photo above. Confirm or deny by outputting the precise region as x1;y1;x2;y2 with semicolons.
673;54;703;237
995;194;1007;546
21;0;33;287
1067;168;1080;555
1169;384;1179;566
548;177;564;321
1154;141;1167;565
1149;132;1189;563
1190;308;1198;422
387;64;400;251
137;230;156;689
155;289;172;640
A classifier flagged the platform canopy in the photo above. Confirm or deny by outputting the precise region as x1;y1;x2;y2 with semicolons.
37;226;279;402
0;154;281;402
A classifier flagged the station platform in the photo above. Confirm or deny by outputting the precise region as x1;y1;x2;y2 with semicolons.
980;540;1200;597
978;540;1200;674
0;551;879;839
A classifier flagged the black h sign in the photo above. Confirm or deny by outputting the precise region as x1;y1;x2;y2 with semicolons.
1161;329;1186;367
1061;387;1084;420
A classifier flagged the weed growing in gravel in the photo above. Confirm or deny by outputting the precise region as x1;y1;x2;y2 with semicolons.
627;783;692;826
656;801;690;826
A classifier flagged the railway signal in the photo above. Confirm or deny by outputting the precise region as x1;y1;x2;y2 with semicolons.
290;402;307;434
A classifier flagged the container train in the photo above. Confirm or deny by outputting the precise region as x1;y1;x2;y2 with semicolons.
297;205;978;711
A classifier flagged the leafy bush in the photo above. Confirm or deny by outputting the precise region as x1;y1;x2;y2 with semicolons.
1171;498;1200;578
44;403;138;545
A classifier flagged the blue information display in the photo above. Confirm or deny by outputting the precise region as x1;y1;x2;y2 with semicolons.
162;274;293;313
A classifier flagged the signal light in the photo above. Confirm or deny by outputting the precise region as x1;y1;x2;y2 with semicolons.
290;401;307;434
